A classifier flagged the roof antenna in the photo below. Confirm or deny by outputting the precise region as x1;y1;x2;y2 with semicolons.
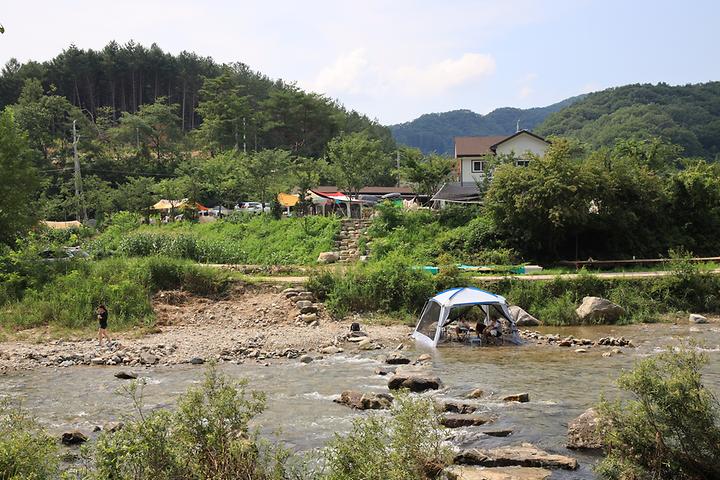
516;119;520;133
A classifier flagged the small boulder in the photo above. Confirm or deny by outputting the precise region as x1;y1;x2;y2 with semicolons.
317;251;340;264
321;345;342;355
509;306;541;327
140;353;158;365
114;371;137;380
567;408;604;450
439;400;478;414
189;357;205;365
385;353;411;365
441;414;493;428
61;430;88;445
103;421;124;433
467;388;484;399
388;368;443;392
575;297;624;323
416;353;432;363
689;313;708;324
503;393;529;403
374;366;397;376
296;300;313;310
299;355;313;364
444;466;551;480
334;390;393;410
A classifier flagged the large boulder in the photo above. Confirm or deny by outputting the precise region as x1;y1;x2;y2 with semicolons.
567;408;604;450
502;393;529;403
575;297;625;323
509;306;541;327
334;390;393;410
445;466;551;480
317;251;340;264
385;353;411;365
388;367;442;392
455;443;578;470
438;400;478;414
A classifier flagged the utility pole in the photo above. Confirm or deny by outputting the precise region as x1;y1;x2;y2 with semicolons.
243;116;247;154
396;150;401;187
72;120;88;222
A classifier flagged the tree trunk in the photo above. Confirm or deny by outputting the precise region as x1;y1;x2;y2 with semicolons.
181;80;187;131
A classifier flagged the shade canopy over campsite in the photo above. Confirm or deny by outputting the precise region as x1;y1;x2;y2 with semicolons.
412;287;520;347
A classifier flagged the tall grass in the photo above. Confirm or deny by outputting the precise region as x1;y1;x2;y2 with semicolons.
91;214;340;265
0;257;229;331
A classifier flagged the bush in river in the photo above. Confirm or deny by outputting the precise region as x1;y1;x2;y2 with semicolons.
322;394;450;480
0;400;59;480
596;348;720;480
89;365;302;480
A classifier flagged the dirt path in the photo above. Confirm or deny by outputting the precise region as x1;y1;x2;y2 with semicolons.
0;285;410;372
208;267;720;284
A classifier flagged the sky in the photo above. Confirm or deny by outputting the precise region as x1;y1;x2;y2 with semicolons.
1;0;719;124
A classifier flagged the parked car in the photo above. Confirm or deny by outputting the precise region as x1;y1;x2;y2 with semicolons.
236;202;270;214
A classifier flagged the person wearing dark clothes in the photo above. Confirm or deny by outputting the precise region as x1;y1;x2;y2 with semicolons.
96;304;112;346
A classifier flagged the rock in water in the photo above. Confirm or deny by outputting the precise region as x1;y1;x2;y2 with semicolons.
441;414;493;428
467;388;484;399
385;353;411;365
299;355;313;364
334;390;393;410
689;313;708;324
454;443;578;470
502;393;530;403
575;297;625;323
439;400;478;414
509;306;541;326
567;408;604;450
114;371;138;379
388;368;442;392
445;465;551;480
61;430;88;445
190;357;205;365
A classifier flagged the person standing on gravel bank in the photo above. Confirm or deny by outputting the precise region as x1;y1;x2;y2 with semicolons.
96;304;112;346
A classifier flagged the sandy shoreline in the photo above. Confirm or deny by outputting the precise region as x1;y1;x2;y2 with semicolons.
0;284;411;373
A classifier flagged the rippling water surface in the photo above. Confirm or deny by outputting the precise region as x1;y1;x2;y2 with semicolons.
2;322;719;479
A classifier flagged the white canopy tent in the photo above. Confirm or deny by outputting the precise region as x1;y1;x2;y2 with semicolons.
412;287;520;347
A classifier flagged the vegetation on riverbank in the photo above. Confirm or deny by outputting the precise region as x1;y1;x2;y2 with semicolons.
597;348;720;479
90;211;340;265
0;256;229;332
309;252;720;325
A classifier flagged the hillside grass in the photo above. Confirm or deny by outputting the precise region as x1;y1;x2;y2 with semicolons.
0;256;230;333
90;213;340;265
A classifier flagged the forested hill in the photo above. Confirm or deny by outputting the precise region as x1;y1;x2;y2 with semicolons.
0;41;392;157
389;96;581;154
536;82;720;158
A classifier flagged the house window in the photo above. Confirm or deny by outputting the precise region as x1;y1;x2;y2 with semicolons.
515;159;530;167
471;160;485;173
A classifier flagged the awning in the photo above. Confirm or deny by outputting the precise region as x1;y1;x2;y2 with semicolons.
278;192;300;207
152;199;188;210
41;220;82;230
431;182;483;204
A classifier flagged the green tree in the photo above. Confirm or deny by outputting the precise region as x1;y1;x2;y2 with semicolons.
114;97;182;162
398;147;455;198
327;132;391;198
195;70;252;153
0;108;40;245
242;149;293;207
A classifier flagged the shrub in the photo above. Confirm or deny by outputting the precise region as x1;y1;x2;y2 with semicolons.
322;394;450;480
596;348;720;480
93;365;302;480
536;291;578;325
0;400;59;480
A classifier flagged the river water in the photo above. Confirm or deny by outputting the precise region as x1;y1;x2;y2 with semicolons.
1;322;719;479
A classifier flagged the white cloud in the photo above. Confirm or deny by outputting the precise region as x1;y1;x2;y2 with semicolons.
311;48;369;95
306;51;496;98
518;85;533;98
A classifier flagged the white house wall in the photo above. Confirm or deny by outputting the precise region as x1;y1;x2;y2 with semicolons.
494;134;549;159
461;157;486;185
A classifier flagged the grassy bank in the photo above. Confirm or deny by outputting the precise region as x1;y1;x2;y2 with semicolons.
90;212;340;265
0;256;229;333
308;255;720;325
